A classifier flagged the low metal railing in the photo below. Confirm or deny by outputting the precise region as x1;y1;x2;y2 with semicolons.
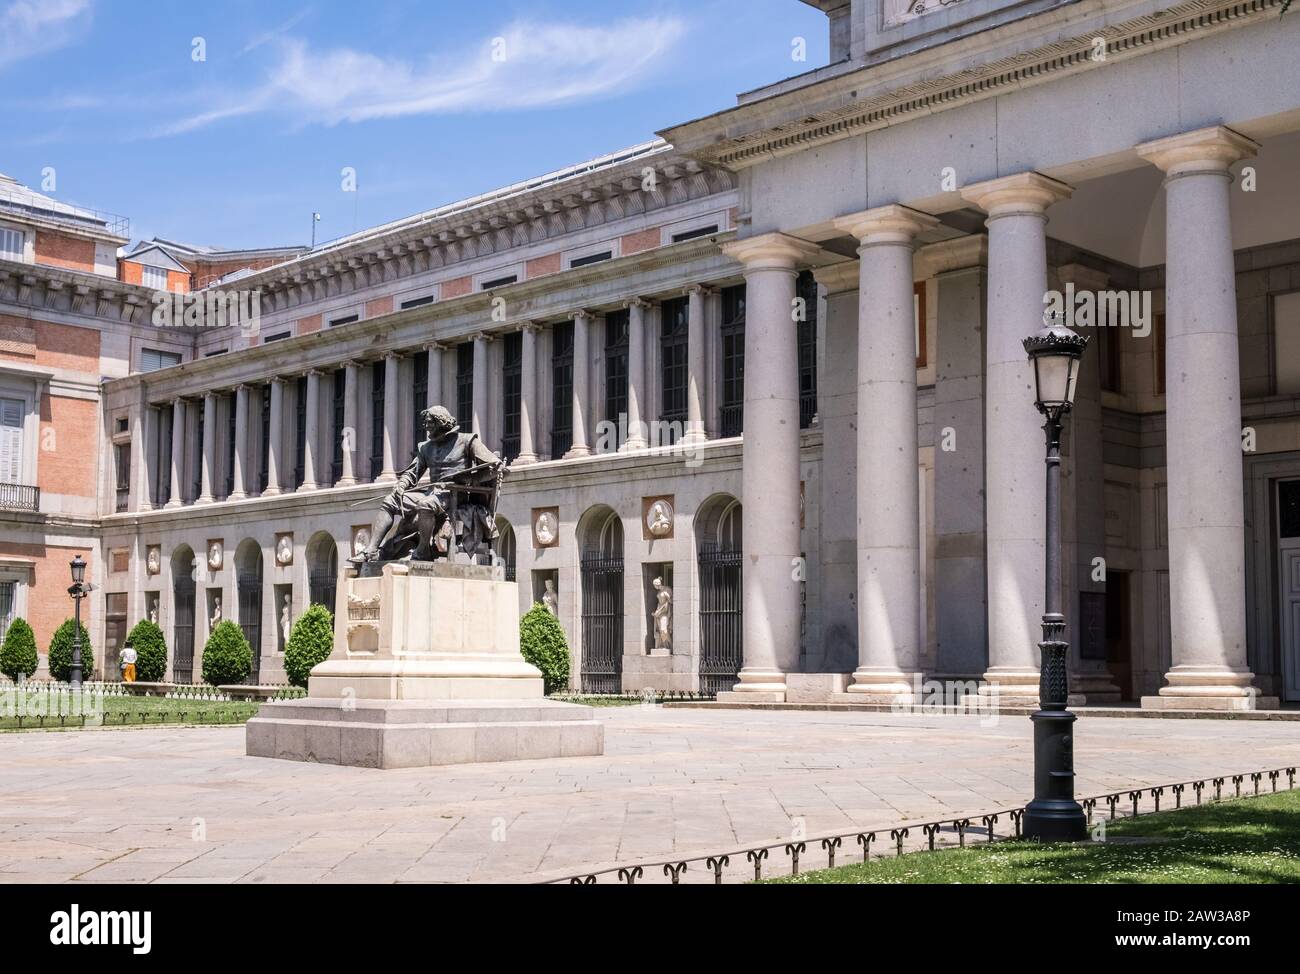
0;482;39;513
549;765;1299;884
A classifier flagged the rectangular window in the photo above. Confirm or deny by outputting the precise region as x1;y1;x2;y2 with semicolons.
1273;291;1300;396
370;363;385;479
140;348;182;373
455;342;474;430
329;314;359;327
604;309;629;431
671;225;718;244
140;265;169;290
914;281;927;368
501;331;522;461
204;348;228;357
570;251;612;269
224;392;236;497
114;441;130;512
797;270;818;429
258;385;270;494
481;274;518;290
400;295;434;310
1098;325;1122;394
720;284;746;437
263;331;291;343
331;368;345;484
154;404;171;506
551;321;574;459
294;376;307;488
412;351;428;454
0;398;25;485
0;227;23;261
660;296;688;444
0;580;14;646
191;407;203;502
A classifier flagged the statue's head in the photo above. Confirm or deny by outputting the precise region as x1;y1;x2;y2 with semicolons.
422;405;459;441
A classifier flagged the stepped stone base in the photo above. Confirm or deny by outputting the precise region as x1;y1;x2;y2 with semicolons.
246;698;603;769
245;560;603;769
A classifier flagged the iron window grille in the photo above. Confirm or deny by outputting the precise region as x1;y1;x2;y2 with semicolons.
412;351;428;453
294;376;307;488
604;309;629;431
331;369;345;484
369;363;385;479
660;296;689;444
455;342;474;431
797;270;818;430
551;321;574;459
720;284;746;438
502;331;522;461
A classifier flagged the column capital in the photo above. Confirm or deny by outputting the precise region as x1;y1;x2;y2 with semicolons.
425;341;450;354
686;283;715;297
721;231;821;270
516;320;543;334
811;260;860;295
341;358;362;370
960;172;1072;217
626;296;654;311
1136;125;1258;177
572;309;595;322
913;234;988;278
833;203;939;245
383;349;404;361
470;330;495;343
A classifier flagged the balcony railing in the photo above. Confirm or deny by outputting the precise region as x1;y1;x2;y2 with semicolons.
0;483;40;513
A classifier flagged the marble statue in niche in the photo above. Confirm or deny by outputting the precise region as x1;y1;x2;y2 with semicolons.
652;576;672;651
281;593;292;645
542;578;558;616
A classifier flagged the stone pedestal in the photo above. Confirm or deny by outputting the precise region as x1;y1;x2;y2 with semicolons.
247;562;604;768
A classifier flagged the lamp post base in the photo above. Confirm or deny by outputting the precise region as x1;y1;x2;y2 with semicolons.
1023;708;1087;842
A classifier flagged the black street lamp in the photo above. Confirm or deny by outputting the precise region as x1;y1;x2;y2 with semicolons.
1021;312;1089;843
67;554;88;689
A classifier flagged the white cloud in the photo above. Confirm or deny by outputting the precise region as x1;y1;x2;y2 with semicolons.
159;17;685;136
0;0;92;70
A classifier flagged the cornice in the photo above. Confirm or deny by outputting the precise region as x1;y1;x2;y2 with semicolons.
669;0;1283;170
0;258;155;324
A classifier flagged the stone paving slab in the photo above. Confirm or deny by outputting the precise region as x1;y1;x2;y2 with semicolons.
0;706;1294;884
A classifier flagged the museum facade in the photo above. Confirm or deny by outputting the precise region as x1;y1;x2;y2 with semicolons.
2;0;1299;709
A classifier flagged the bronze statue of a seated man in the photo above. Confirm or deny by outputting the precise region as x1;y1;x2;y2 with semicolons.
352;405;505;564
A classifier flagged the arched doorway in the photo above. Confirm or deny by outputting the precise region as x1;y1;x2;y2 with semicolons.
170;545;197;683
696;494;743;694
496;517;516;581
307;532;338;613
235;539;263;684
579;506;624;693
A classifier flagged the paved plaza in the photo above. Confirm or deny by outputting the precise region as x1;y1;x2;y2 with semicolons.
0;706;1295;884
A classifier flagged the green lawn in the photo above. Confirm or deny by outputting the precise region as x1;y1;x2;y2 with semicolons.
769;789;1300;884
0;693;260;731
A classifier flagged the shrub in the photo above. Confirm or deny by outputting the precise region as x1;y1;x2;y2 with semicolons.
125;620;168;682
284;603;335;688
48;618;92;683
519;604;570;695
201;620;252;686
0;618;38;681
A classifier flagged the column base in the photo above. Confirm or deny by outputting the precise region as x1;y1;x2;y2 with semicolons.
1140;664;1277;711
262;487;282;497
164;499;183;509
979;666;1040;708
196;496;214;506
376;474;397;484
844;667;921;703
563;445;592;460
335;477;357;487
512;453;538;466
619;439;648;453
1069;667;1123;706
715;667;787;703
227;491;247;502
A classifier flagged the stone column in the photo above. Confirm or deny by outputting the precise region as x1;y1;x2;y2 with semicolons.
516;323;540;465
300;370;322;491
336;361;359;486
917;236;990;679
685;284;709;444
229;384;250;500
166;398;185;508
378;352;400;482
718;232;822;700
426;343;445;411
471;333;490;445
961;171;1073;705
566;311;593;458
1136;125;1269;710
622;299;649;451
197;392;216;504
264;379;284;496
833;205;938;700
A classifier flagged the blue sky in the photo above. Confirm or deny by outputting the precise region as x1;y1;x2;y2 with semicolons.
1;0;828;249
